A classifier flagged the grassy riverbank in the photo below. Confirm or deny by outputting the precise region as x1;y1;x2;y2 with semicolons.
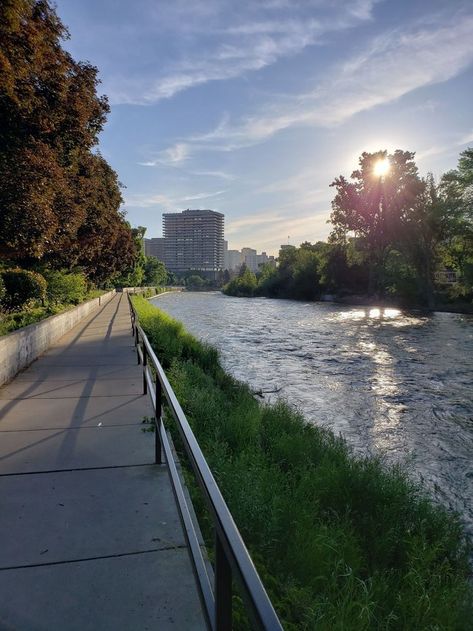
133;295;472;629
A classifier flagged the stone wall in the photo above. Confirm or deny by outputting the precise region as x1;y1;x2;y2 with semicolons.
0;290;116;387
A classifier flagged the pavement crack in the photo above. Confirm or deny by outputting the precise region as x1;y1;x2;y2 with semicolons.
0;546;190;572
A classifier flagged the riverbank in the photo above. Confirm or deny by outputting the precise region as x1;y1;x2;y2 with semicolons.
223;287;473;315
133;295;472;630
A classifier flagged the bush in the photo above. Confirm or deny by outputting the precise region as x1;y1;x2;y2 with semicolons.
0;274;5;303
223;266;257;297
43;270;87;305
186;274;206;290
1;269;47;310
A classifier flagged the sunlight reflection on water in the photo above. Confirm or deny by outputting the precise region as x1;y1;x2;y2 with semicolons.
151;292;473;536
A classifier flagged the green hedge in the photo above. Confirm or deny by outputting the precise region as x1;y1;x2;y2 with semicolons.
132;296;472;630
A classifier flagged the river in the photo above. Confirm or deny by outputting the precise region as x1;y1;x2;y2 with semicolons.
151;291;473;536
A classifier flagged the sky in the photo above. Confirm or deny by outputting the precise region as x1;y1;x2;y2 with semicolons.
55;0;473;255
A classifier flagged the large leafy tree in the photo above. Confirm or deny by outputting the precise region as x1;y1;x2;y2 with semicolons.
330;150;424;296
143;257;167;287
438;148;473;294
397;174;447;308
0;0;136;282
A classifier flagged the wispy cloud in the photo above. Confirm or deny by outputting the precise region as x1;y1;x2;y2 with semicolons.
108;1;378;105
124;188;225;208
191;170;236;180
123;193;172;208
416;128;473;162
458;130;473;146
180;190;226;201
138;142;190;167
161;12;473;156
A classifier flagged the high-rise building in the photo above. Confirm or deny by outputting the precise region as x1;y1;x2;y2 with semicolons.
144;237;166;261
225;249;242;271
163;209;224;276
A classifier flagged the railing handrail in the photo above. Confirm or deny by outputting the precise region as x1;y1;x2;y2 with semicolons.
128;295;283;631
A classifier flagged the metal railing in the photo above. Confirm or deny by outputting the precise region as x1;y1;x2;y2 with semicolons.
128;295;283;631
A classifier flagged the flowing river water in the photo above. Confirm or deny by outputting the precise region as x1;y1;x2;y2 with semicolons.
151;291;473;537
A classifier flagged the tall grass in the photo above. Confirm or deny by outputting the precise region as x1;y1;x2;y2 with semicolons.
133;295;472;629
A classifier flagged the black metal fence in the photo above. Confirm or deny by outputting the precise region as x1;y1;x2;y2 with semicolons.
128;295;283;631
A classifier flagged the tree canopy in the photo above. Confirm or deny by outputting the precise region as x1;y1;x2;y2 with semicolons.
330;150;424;295
0;0;136;283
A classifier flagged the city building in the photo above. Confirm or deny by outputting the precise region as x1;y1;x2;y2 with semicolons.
223;246;276;272
225;249;242;271
144;237;166;261
163;209;224;277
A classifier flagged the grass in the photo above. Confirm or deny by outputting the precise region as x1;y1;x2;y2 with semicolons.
132;295;473;630
0;290;108;336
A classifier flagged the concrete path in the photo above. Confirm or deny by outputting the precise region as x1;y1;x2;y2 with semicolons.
0;294;206;630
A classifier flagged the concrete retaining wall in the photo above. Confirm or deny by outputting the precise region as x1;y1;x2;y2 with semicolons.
0;290;116;387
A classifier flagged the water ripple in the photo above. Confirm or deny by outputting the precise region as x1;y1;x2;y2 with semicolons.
152;292;473;536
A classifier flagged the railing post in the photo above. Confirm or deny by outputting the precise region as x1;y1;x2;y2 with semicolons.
135;327;140;364
155;377;163;465
215;534;232;630
142;344;148;395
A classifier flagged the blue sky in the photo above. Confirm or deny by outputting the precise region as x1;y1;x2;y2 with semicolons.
56;0;473;255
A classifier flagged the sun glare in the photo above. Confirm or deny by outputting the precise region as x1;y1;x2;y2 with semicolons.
373;158;390;177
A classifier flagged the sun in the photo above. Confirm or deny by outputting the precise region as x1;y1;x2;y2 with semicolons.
373;158;390;177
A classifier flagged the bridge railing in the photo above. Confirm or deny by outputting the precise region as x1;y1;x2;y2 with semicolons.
128;295;283;631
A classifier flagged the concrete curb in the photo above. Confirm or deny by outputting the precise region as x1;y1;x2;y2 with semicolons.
0;290;115;387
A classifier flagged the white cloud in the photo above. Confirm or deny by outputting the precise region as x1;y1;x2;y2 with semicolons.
416;128;473;162
123;188;226;209
123;193;172;208
458;130;473;146
109;1;379;105
191;170;236;180
168;12;473;154
179;190;226;201
138;143;190;167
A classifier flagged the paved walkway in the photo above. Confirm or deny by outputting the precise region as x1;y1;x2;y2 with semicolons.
0;294;206;630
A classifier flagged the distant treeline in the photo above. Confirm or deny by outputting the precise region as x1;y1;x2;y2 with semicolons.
224;149;473;309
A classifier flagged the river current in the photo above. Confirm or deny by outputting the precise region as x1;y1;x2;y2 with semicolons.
151;291;473;536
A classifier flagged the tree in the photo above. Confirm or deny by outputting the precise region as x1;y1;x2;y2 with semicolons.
330;150;424;296
438;147;473;297
223;264;257;297
186;275;206;290
65;154;136;283
113;226;147;287
0;1;137;283
143;257;167;287
397;174;449;308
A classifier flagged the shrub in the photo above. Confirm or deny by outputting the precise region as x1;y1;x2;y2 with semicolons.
0;274;5;304
43;270;87;305
1;269;47;310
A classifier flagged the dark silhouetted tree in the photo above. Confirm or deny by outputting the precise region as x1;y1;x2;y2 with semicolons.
330;150;424;296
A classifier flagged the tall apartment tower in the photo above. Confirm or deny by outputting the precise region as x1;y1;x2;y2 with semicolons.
163;209;224;277
144;237;166;261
